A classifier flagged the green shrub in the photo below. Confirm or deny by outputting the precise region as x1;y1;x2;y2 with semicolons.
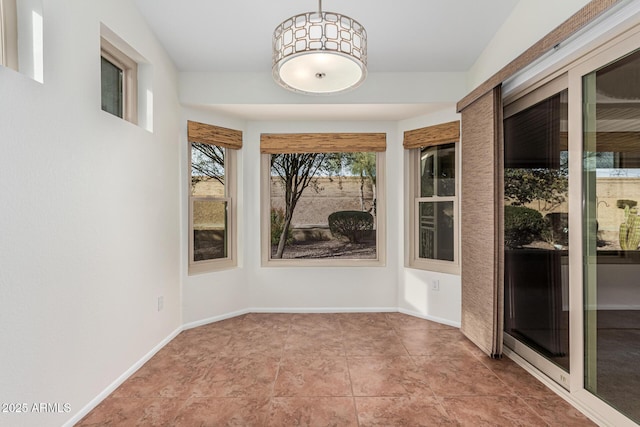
271;207;293;245
616;199;638;210
504;205;546;249
328;210;374;243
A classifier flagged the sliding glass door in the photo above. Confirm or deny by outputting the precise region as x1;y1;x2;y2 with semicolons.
501;22;640;426
583;47;640;424
503;80;571;387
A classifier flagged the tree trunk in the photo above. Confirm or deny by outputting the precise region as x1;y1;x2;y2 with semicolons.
359;175;365;211
274;212;293;259
372;182;377;218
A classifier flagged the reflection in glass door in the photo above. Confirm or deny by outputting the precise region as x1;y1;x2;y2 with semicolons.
583;48;640;424
503;86;571;386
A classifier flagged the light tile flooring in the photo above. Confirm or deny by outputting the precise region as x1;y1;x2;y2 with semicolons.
77;313;594;426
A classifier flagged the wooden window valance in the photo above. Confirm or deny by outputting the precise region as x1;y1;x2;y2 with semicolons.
403;120;460;150
260;133;387;154
187;120;243;150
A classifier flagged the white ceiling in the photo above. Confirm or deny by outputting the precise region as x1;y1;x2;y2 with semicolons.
133;0;521;120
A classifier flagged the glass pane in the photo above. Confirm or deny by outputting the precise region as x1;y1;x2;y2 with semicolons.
193;200;227;261
418;201;454;261
504;89;570;374
269;152;376;260
420;143;456;197
583;48;640;423
191;143;225;197
101;57;123;118
420;147;435;197
436;144;456;196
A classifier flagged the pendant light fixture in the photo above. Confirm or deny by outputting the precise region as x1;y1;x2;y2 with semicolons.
272;0;367;95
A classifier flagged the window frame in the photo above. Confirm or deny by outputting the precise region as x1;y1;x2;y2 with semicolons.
100;37;138;124
188;141;237;274
260;150;386;268
0;0;18;70
406;140;460;275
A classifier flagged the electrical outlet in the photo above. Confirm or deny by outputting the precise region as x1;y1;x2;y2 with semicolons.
157;296;164;312
431;280;440;291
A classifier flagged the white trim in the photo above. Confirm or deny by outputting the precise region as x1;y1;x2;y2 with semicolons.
398;307;461;328
249;306;398;314
63;326;183;427
182;308;250;330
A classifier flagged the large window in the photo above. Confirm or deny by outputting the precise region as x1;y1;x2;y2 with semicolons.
188;120;241;274
100;37;137;123
260;133;386;267
405;121;460;274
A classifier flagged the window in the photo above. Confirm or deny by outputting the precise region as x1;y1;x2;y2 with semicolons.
260;132;386;267
100;37;137;123
188;120;241;274
0;0;19;70
405;121;460;274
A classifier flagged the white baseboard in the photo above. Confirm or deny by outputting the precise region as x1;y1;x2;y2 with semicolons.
249;306;398;314
398;307;461;328
182;308;250;330
63;326;183;427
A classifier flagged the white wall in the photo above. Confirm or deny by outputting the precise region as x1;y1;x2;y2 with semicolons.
397;108;463;327
178;71;469;323
0;1;181;426
181;108;249;326
467;0;592;90
180;107;466;324
245;120;400;312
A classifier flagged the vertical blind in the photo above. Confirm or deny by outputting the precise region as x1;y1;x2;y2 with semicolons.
460;86;504;358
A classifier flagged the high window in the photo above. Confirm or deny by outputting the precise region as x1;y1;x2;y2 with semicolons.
260;132;386;267
0;0;17;69
405;121;460;274
188;120;242;274
100;37;137;123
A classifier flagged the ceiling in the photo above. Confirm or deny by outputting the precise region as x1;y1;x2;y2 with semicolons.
133;0;522;120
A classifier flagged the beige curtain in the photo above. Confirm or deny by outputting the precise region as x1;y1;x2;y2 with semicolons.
459;86;504;358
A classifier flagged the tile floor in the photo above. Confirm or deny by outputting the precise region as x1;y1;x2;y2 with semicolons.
77;313;594;426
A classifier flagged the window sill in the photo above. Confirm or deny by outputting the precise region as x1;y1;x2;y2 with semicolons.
188;259;237;275
262;257;386;268
406;259;460;275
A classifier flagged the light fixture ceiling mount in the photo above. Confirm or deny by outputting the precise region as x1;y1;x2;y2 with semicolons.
272;0;367;95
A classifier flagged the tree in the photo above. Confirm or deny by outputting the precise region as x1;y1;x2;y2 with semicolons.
191;142;224;189
345;152;376;214
271;153;333;258
504;166;568;212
